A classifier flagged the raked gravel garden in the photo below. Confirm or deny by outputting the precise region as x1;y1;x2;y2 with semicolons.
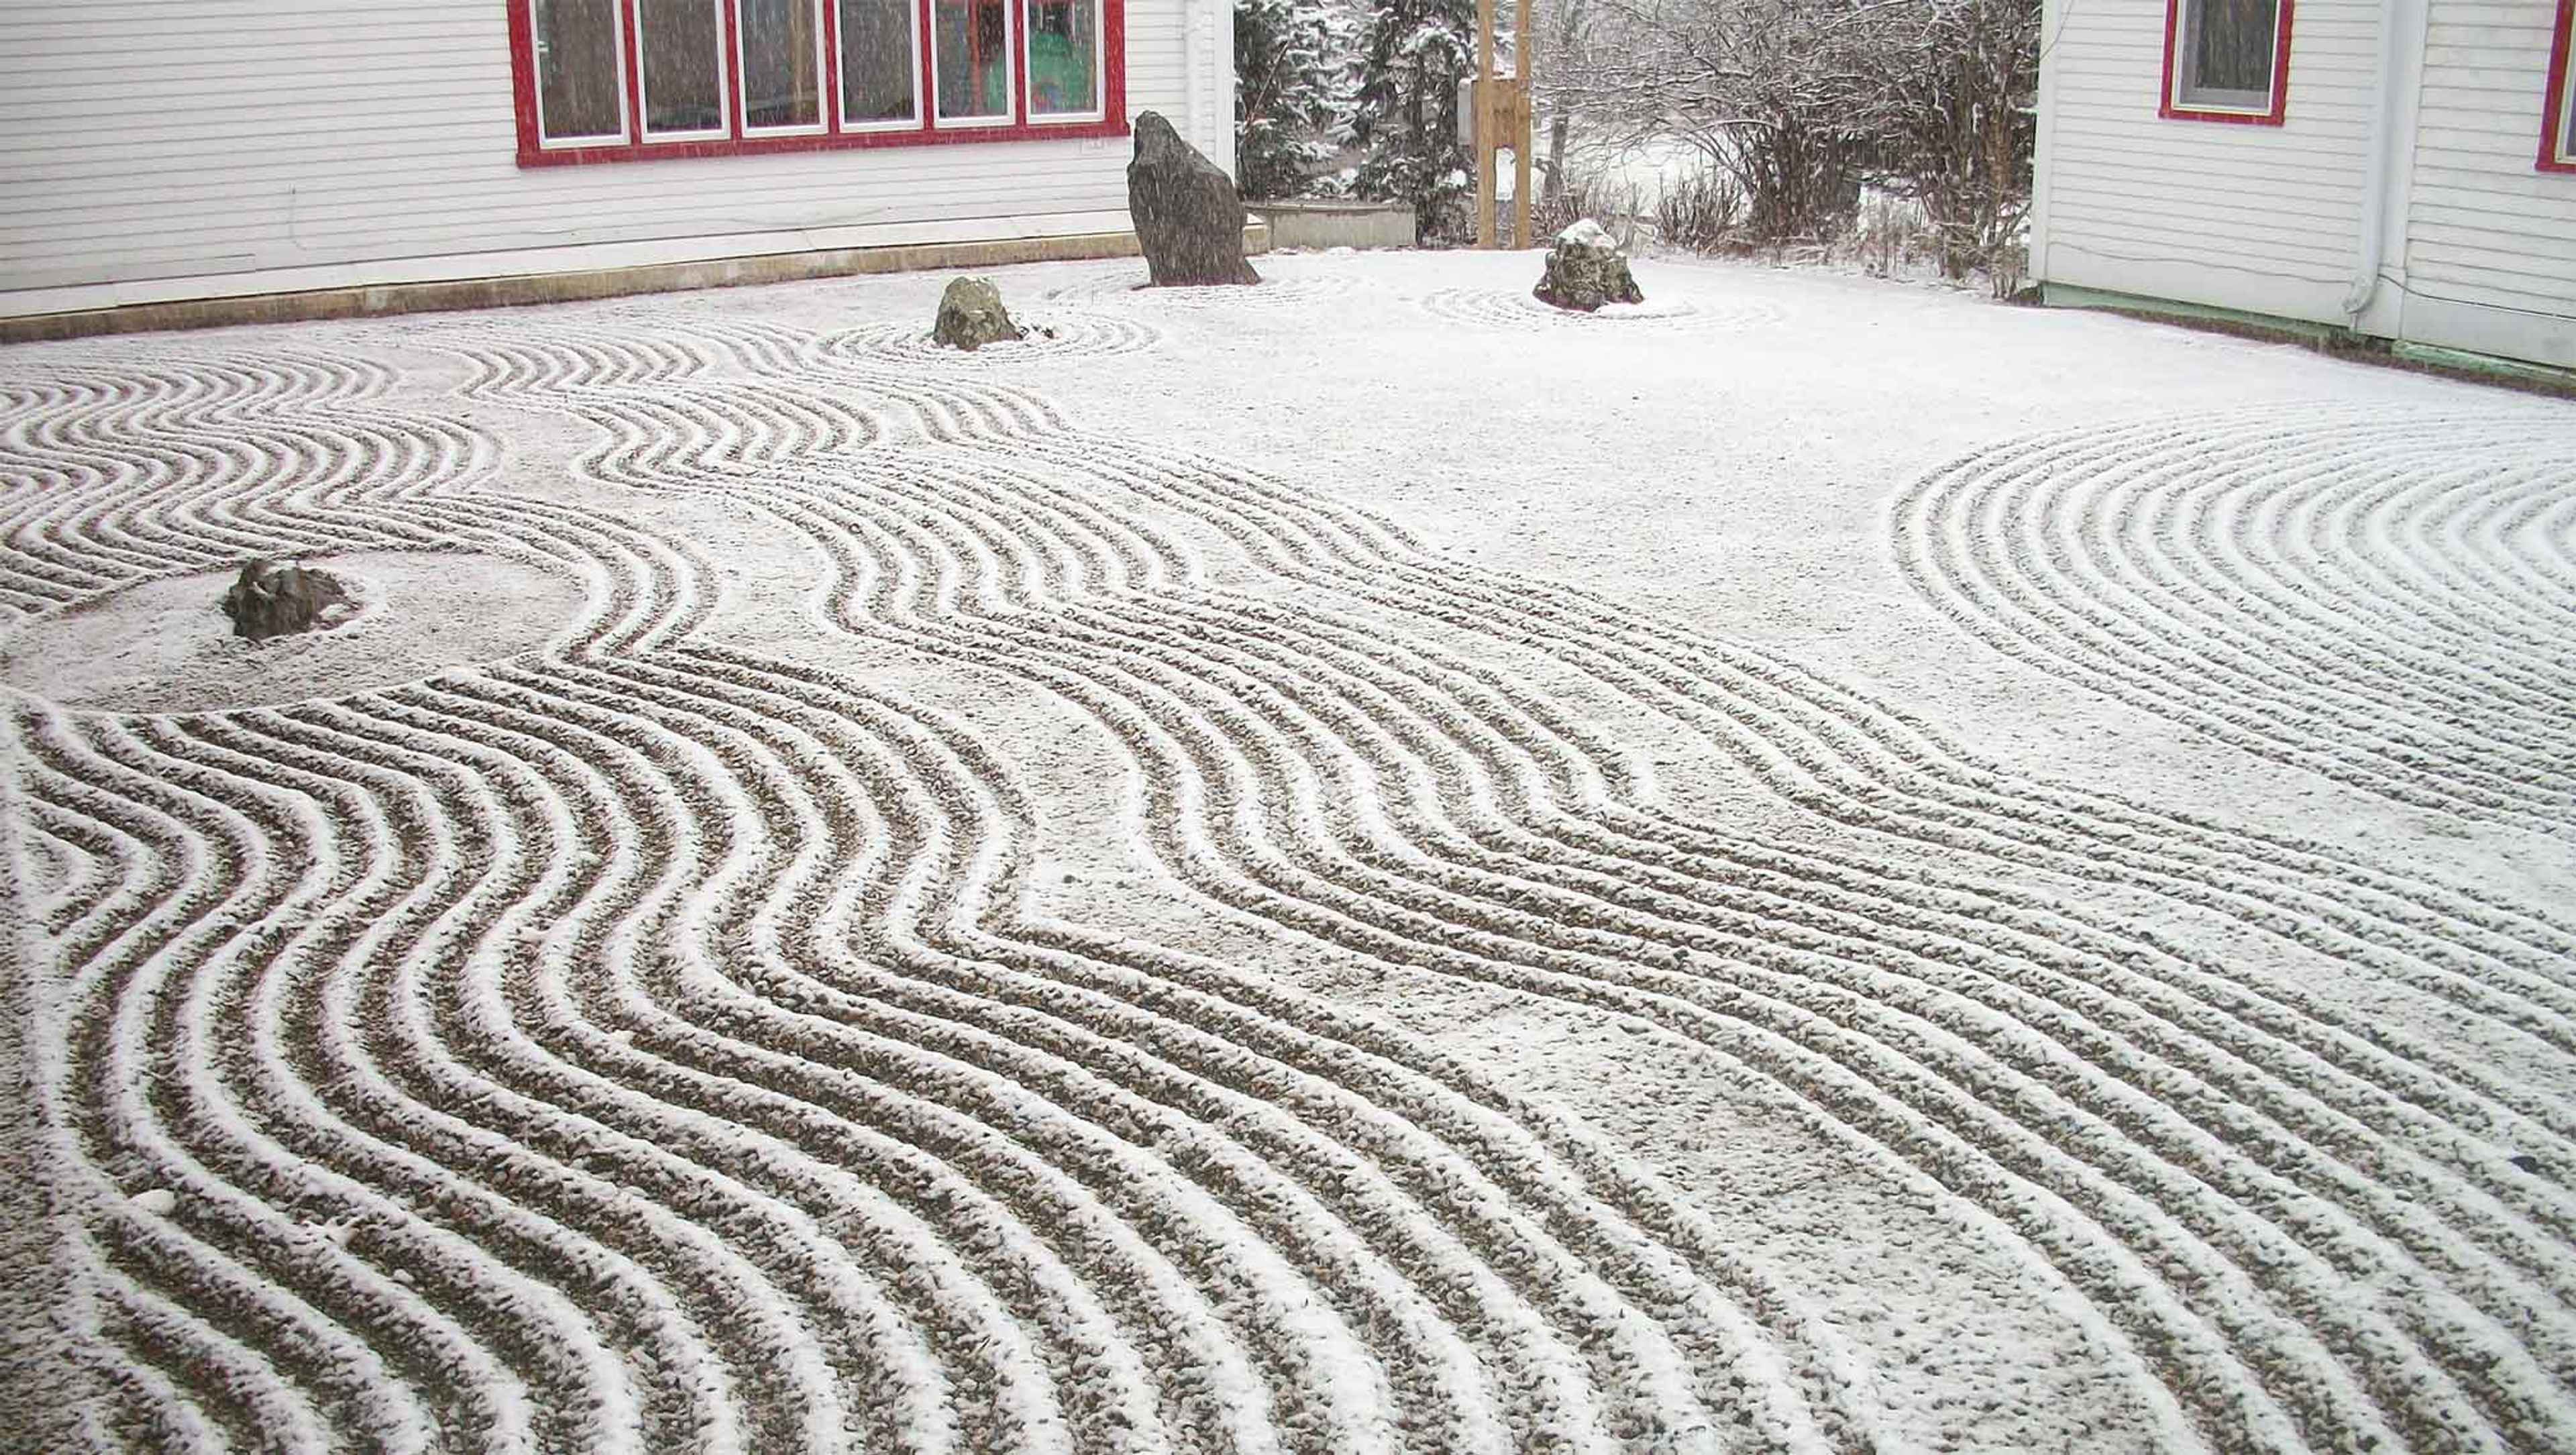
3;245;2574;1453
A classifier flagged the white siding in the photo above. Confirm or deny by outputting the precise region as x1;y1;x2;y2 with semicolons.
2396;0;2576;366
2035;0;2383;325
0;0;1229;315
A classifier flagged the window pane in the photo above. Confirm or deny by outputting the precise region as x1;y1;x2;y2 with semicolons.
534;0;624;142
2565;46;2576;160
640;0;727;135
1025;0;1097;116
840;0;917;123
934;0;1010;120
2183;0;2277;103
740;0;823;128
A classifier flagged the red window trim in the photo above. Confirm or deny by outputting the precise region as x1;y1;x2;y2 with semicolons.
2542;0;2576;172
506;0;1127;168
2159;0;2294;126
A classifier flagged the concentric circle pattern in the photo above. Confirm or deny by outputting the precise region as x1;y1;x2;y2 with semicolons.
1415;287;1780;333
7;290;2576;1454
1893;405;2576;836
816;312;1164;368
1039;266;1358;311
0;549;585;714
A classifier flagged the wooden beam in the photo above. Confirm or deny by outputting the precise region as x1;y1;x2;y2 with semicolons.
1513;0;1532;246
1476;0;1497;248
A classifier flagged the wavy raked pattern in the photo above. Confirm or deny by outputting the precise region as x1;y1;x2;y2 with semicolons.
419;305;2576;1450
7;325;1862;1452
1892;405;2576;836
4;296;2574;1454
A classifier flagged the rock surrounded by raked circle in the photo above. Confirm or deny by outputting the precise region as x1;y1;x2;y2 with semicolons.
220;558;354;642
932;276;1027;351
1534;219;1645;313
1127;111;1262;287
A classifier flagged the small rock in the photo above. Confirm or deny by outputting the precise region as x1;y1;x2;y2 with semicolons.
1127;111;1260;287
130;1187;178;1216
931;276;1026;352
2511;1153;2544;1175
1534;219;1644;313
221;559;354;642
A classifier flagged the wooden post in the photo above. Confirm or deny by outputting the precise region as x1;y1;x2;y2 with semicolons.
1468;0;1533;250
1513;0;1532;247
1475;0;1497;248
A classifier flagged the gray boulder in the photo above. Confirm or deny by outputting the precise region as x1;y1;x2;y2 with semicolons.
1533;219;1644;313
221;559;352;643
1128;112;1260;287
932;276;1026;350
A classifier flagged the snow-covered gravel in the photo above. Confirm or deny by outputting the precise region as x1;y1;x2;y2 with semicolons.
1;246;2571;1452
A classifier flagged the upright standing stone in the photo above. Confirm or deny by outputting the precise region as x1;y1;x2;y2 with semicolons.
932;276;1026;350
1127;111;1261;287
220;559;352;642
1533;219;1645;313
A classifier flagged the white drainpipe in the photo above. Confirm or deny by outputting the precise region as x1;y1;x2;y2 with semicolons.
2345;0;2426;324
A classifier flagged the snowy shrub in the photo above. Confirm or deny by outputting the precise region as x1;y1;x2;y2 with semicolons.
1654;169;1745;254
1348;0;1477;242
1235;0;1357;200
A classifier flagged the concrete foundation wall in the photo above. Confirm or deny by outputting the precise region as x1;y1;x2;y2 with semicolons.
0;222;1273;345
1242;200;1417;249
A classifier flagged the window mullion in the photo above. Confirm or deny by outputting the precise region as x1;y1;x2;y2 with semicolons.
920;0;938;131
623;0;647;142
822;0;844;131
723;0;745;136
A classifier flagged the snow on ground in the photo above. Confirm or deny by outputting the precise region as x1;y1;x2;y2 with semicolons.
3;245;2573;1452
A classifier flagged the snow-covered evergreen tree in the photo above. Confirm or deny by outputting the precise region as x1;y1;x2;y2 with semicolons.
1348;0;1475;240
1234;0;1352;200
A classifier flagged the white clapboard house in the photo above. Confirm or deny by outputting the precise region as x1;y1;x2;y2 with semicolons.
0;0;1236;335
2031;0;2576;371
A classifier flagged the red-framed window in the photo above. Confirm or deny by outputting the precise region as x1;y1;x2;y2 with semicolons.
2160;0;2293;125
2542;0;2576;172
508;0;1126;166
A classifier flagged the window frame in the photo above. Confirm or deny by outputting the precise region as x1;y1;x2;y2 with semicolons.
1024;0;1107;125
2542;0;2576;172
2159;0;2294;126
529;0;633;150
506;0;1127;166
837;0;926;133
930;0;1020;128
734;0;831;137
635;0;734;143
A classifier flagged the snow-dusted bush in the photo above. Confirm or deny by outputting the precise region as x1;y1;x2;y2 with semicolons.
1348;0;1477;241
1653;168;1744;254
1235;0;1356;199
